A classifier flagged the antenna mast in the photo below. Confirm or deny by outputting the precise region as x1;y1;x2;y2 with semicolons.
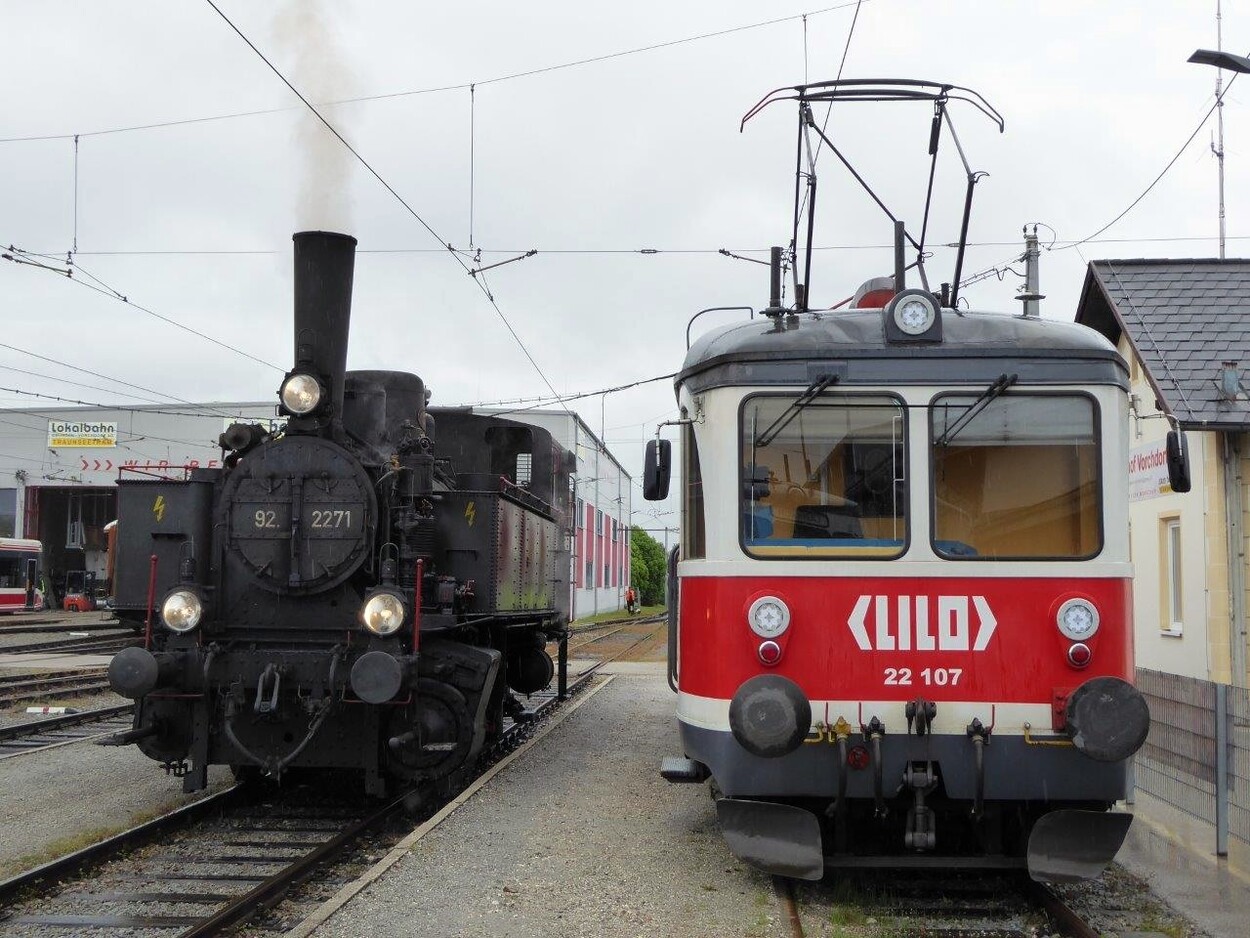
1215;0;1227;259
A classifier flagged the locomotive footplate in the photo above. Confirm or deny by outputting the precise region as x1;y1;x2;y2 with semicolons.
208;646;411;794
112;645;417;794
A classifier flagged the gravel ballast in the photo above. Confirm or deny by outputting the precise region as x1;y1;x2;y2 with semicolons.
309;666;788;938
0;727;231;878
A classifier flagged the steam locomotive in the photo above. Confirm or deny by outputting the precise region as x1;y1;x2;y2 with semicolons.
107;231;574;795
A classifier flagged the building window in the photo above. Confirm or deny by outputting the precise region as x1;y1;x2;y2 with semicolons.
611;519;618;542
1161;516;1183;635
577;499;585;529
0;488;15;538
585;559;594;585
603;563;610;587
596;510;604;536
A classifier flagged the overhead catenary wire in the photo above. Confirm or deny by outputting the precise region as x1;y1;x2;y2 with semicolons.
2;245;284;374
0;384;276;422
31;232;1250;259
0;2;874;144
462;371;679;414
203;0;572;418
792;0;864;233
0;363;172;405
814;0;864;156
0;410;234;453
0;339;243;418
1058;71;1244;252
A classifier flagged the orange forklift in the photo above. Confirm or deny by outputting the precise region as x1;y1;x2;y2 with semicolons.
62;570;98;612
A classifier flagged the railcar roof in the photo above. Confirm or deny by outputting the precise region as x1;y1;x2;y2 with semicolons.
678;308;1127;394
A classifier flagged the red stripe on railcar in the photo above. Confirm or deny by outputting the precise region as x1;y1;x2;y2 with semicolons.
678;576;1132;703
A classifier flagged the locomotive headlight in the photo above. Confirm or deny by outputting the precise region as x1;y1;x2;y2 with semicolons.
161;589;204;633
748;595;791;639
1057;598;1100;641
280;373;323;415
361;590;406;636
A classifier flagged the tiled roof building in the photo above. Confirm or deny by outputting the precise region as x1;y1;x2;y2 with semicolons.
1076;257;1250;690
1076;258;1250;428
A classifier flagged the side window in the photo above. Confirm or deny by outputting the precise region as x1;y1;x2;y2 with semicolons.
682;423;705;559
0;488;15;538
515;453;532;486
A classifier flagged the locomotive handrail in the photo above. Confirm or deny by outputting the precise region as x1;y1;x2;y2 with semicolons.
496;476;560;519
118;465;196;483
686;306;754;350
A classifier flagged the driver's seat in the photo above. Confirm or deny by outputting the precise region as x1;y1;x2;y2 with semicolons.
792;504;864;539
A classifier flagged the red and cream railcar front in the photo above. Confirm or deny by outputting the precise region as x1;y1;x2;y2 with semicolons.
659;297;1151;882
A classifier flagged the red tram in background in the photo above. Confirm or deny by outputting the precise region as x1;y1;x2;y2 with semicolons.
0;537;44;613
646;79;1188;882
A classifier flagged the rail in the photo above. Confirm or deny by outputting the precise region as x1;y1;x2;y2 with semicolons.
0;661;610;935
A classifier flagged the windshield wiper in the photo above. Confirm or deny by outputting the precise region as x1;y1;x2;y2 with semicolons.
935;372;1017;447
755;373;840;447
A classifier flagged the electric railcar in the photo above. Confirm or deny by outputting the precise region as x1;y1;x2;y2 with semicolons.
648;79;1188;882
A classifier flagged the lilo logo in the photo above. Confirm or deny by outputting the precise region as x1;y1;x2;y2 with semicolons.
847;595;997;652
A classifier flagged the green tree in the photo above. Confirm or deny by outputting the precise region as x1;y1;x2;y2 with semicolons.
629;527;667;606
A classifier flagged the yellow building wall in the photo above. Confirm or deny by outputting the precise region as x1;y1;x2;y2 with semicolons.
1120;336;1233;682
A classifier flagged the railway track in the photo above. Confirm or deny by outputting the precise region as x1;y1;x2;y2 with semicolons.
0;704;135;760
775;869;1100;938
0;632;137;656
563;614;665;656
567;610;665;633
0;654;627;937
0;618;127;636
0;669;112;705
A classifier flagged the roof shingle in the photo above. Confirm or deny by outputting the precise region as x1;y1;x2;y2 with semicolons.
1076;258;1250;428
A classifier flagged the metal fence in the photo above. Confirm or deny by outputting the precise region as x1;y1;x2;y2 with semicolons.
1135;667;1250;855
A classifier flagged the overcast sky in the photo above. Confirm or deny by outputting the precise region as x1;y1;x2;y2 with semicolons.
2;1;1247;532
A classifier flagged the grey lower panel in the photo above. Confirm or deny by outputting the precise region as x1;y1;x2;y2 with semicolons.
681;722;1127;802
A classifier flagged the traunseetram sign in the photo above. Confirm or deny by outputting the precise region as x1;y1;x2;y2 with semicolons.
46;419;117;448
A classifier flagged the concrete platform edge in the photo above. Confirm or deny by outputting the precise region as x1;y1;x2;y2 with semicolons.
1124;789;1250;887
286;675;618;938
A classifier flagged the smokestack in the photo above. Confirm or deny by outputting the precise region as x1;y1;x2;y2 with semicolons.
292;230;357;422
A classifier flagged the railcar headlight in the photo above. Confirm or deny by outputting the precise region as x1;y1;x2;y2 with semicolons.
361;590;406;636
1057;598;1100;641
748;595;790;639
892;293;937;335
280;373;323;415
161;589;204;633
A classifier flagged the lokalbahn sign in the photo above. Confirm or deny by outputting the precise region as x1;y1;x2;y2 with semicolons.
47;419;117;448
